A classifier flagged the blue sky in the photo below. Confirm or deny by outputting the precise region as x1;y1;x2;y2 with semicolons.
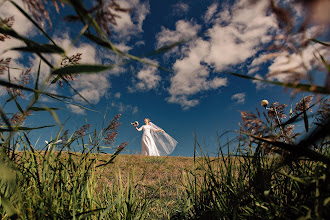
0;0;329;156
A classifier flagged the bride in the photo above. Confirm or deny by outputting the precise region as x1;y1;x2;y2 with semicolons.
133;118;177;156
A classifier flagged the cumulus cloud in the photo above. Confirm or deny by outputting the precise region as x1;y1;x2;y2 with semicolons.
111;0;150;41
266;44;329;82
156;20;201;48
159;0;278;109
231;93;246;104
167;39;228;109
203;3;218;23
131;59;161;92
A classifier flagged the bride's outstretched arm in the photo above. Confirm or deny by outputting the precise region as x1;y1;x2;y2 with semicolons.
151;127;164;133
135;126;142;131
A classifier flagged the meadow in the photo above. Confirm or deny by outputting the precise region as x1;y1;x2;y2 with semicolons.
1;0;329;219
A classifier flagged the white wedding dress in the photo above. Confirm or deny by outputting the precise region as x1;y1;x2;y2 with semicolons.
137;123;177;156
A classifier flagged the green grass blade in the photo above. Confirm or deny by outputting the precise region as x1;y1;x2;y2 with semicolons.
0;125;55;132
84;33;171;72
0;79;71;99
29;107;62;111
63;78;91;105
44;93;97;112
35;59;41;100
227;72;330;94
10;44;64;53
13;97;24;113
51;64;114;76
0;195;19;219
242;132;330;164
83;33;117;51
0;106;12;131
310;38;330;47
302;97;309;132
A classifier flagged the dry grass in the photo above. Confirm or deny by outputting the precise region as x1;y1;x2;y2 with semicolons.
95;154;195;218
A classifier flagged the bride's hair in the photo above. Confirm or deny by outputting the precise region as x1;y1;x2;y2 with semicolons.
145;118;151;122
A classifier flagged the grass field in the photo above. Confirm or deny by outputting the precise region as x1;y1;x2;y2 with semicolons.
95;154;195;219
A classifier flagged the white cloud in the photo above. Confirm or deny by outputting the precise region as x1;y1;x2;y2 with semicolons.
204;3;218;23
71;73;111;104
114;43;132;52
132;59;161;92
111;0;150;41
168;38;228;109
253;74;269;90
156;20;201;48
67;104;86;115
266;44;330;82
231;93;246;104
160;0;278;109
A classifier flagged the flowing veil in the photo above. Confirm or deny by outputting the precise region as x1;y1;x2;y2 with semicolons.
149;122;177;156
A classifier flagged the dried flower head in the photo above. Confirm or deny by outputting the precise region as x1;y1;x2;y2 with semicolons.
294;95;314;113
268;102;287;121
315;98;330;123
240;111;266;135
0;58;11;75
55;53;82;87
104;114;121;145
23;0;53;29
10;111;32;125
0;16;14;41
116;141;128;151
6;68;32;99
74;124;92;137
64;0;130;36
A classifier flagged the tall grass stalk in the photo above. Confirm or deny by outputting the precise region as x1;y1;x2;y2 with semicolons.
0;121;148;219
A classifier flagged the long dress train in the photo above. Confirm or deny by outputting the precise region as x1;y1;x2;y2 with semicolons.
137;124;177;156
